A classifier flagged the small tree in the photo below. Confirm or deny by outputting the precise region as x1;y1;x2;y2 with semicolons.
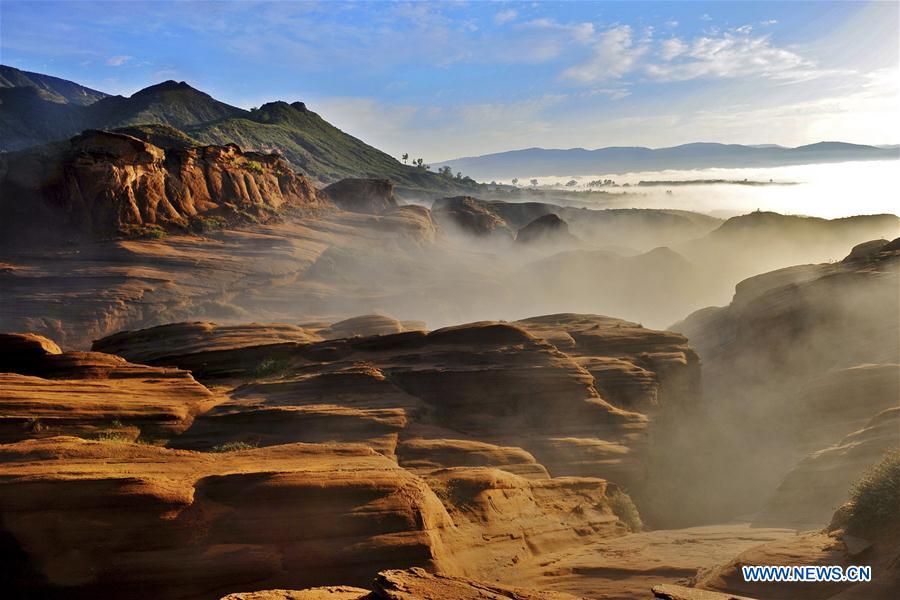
530;178;539;187
401;153;409;164
511;178;519;186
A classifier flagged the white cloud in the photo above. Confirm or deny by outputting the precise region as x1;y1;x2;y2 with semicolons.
644;33;816;82
760;19;779;26
665;20;679;28
700;14;712;22
659;38;688;61
106;55;132;67
735;24;753;34
561;25;648;83
588;87;631;100
494;9;518;25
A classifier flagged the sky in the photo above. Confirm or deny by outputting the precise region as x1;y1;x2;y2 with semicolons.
1;1;898;161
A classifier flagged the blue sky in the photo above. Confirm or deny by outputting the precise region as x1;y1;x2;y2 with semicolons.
1;1;897;160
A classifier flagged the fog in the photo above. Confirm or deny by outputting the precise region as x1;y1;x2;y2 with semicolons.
494;160;900;219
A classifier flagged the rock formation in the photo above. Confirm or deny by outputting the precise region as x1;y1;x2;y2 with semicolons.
0;312;706;598
0;332;219;443
321;178;397;214
515;213;578;246
0;130;324;240
430;196;514;238
670;238;900;524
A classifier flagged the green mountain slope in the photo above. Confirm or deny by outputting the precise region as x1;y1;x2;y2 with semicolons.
90;80;245;129
190;101;469;189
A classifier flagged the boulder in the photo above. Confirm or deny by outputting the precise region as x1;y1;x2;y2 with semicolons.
321;178;397;214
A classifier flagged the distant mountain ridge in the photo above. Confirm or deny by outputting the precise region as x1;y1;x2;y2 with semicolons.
0;65;108;105
436;140;899;181
0;65;476;194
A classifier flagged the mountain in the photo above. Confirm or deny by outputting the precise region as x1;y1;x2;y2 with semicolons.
436;141;899;180
0;65;477;193
0;64;108;105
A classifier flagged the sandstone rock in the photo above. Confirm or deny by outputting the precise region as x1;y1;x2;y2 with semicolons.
670;239;900;523
0;333;219;442
222;587;368;600
321;178;396;214
756;407;900;528
0;130;325;240
431;196;513;238
370;567;587;599
0;437;457;597
100;314;699;524
652;584;757;600
515;214;578;246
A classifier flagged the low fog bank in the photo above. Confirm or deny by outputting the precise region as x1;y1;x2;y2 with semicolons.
313;199;899;334
481;160;900;220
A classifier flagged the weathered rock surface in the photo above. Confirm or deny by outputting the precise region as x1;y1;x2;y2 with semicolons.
670;239;900;524
757;407;900;527
0;437;457;598
94;313;699;515
224;568;587;600
515;214;578;246
321;179;396;214
694;529;897;600
431;196;513;238
0;333;219;442
0;130;324;240
0;312;707;598
222;587;368;600
369;567;588;599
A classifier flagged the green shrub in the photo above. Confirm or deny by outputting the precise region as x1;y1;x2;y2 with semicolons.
92;431;136;443
209;441;257;453
608;488;643;532
121;224;167;239
244;160;264;173
847;449;900;536
253;357;290;378
192;216;226;233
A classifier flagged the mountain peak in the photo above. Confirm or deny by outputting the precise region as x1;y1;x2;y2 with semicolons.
132;80;199;97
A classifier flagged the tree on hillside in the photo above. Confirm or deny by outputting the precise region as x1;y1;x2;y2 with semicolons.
438;166;452;178
401;153;409;164
530;179;539;187
512;178;519;185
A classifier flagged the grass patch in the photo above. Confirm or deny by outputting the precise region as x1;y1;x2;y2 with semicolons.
209;441;257;453
253;357;290;378
847;449;900;536
608;488;643;532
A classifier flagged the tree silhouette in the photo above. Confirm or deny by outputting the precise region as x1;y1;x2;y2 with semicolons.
401;153;409;164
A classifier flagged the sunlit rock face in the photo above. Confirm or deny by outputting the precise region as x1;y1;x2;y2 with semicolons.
0;130;324;240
